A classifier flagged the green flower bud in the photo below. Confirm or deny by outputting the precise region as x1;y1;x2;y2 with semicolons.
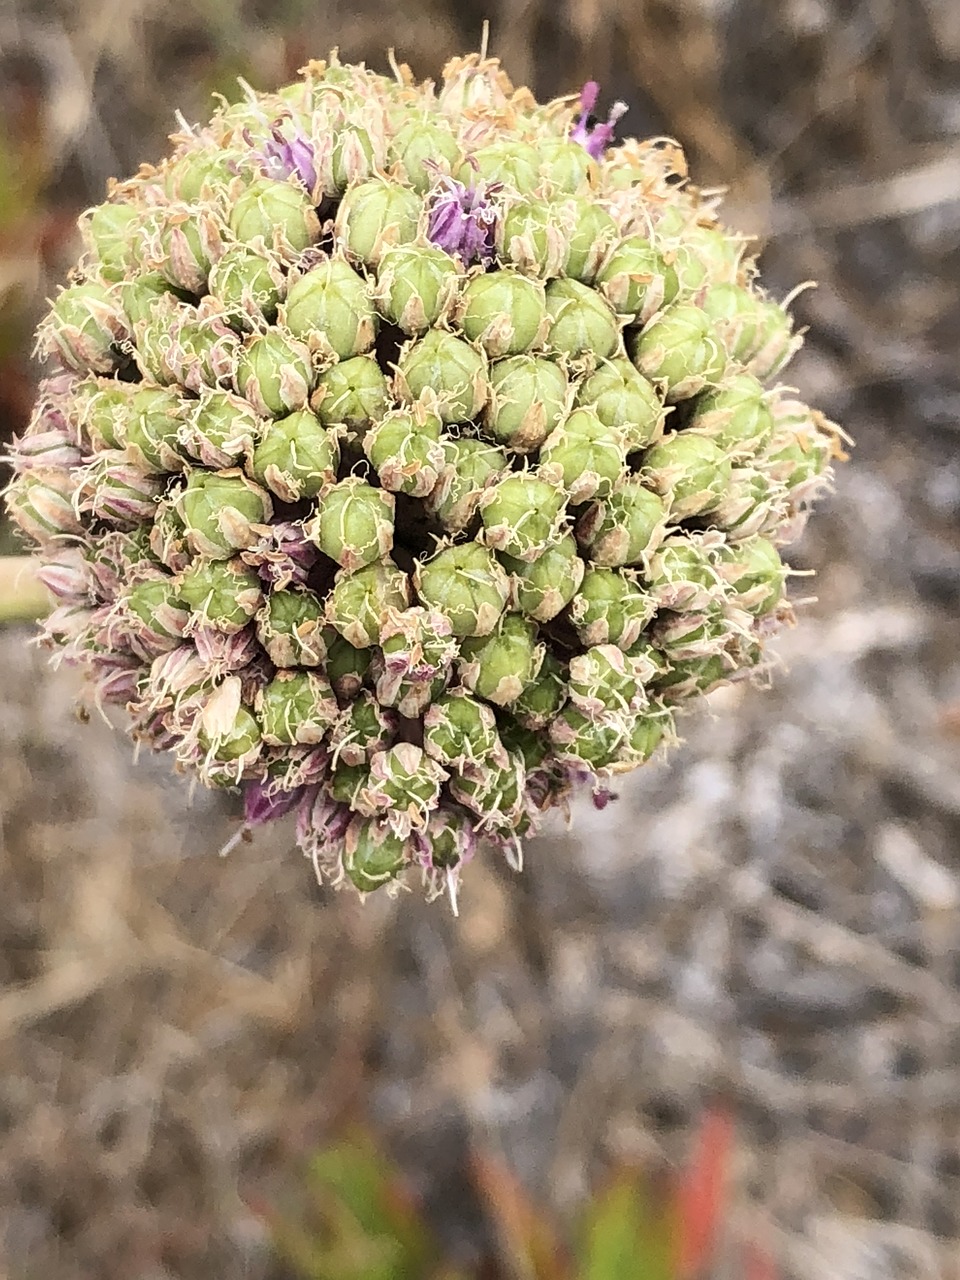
642;433;732;519
459;142;540;192
235;330;313;417
482;355;569;453
426;437;506;532
500;532;585;622
688;372;774;457
512;650;568;729
149;498;191;573
618;703;674;766
282;259;378;362
718;536;786;616
709;466;785;539
119;273;172;330
423;690;500;768
357;743;447;834
198;688;262;773
342;816;407;894
575;480;668;568
498;198;572;278
574;358;665;452
563;197;619;283
125;385;189;473
182;389;263;470
228;177;320;255
538;139;595;192
308;478;395;571
449;750;526;832
255;586;327;665
177;558;264;634
549;705;626;770
73;380;132;451
763;399;838;495
597;236;679;322
42;282;126;374
312;355;389;431
176;469;272;559
458;613;545;706
644;535;725;612
84;201;140;278
334;178;422;267
250;409;339;501
329;690;397;766
329;759;369;808
456;269;549;359
388;120;461;192
326;560;411;648
374;244;462;334
327;127;377;196
396;330;488;423
568;644;641;718
746;297;802;380
701;283;763;362
479;474;566;561
257;670;339;745
413;542;510;637
653;653;731;702
630;303;726;402
496;716;551;772
538;408;627;504
148;203;223;294
544;278;620;361
165;148;236;202
363;405;444;497
207;244;285;329
570;567;656;649
75;454;163;527
326;632;372;700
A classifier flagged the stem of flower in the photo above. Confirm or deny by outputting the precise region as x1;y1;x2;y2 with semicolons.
0;556;50;624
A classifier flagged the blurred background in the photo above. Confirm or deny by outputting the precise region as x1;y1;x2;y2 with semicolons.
2;1;960;1277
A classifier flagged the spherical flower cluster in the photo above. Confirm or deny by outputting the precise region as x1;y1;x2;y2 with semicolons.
4;51;845;904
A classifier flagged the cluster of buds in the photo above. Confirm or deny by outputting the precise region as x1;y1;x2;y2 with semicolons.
4;50;845;905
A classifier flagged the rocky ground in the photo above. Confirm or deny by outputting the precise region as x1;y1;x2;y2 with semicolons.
1;1;960;1276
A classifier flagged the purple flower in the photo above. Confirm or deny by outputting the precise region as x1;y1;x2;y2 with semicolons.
570;81;628;159
426;171;499;266
243;779;305;827
254;121;319;196
240;520;318;590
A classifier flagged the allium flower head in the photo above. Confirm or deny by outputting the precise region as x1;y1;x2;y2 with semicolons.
5;45;846;906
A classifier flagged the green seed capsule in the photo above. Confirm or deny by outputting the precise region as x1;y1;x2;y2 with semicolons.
569;567;656;649
701;283;763;363
538;408;627;504
235;330;313;417
375;244;462;333
498;198;571;278
497;717;551;773
43;282;125;374
84;201;140;279
257;670;339;745
574;358;665;452
448;750;526;832
329;690;397;766
326;560;411;648
182;389;263;470
426;437;507;533
255;587;327;666
326;632;373;700
538;138;595;193
228;178;320;255
422;690;501;767
335;178;422;267
512;650;568;729
375;606;458;717
250;409;339;501
457;270;549;358
125;385;189;473
479;474;566;561
500;532;585;622
118;273;172;330
688;372;774;457
458;613;545;707
644;536;725;612
308;478;395;571
544;278;620;361
459;142;540;193
165;148;237;202
413;542;510;638
597;236;679;323
177;469;272;559
199;700;262;768
388;120;461;192
312;356;389;432
718;536;786;616
328;127;377;196
576;481;668;568
642;433;733;519
653;653;732;703
396;330;488;423
618;704;674;765
343;816;407;893
549;704;626;770
177;558;264;634
207;244;284;329
562;197;620;283
282;258;378;361
363;405;444;497
630;303;727;402
482;355;569;453
568;644;641;719
357;743;447;834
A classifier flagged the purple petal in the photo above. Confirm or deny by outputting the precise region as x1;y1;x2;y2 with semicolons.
243;779;305;827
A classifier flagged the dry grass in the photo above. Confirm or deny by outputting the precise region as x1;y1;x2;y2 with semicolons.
2;1;960;1277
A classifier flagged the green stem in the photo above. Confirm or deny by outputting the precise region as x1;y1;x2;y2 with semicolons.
0;556;50;624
